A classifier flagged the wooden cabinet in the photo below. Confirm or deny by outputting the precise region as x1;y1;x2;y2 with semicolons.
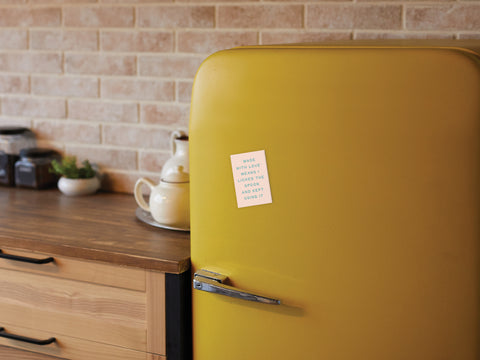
0;189;191;360
0;345;67;360
0;248;164;359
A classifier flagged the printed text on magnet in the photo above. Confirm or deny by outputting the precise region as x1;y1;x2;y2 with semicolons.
230;150;273;208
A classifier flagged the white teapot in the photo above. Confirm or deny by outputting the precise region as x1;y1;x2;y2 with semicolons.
134;165;190;230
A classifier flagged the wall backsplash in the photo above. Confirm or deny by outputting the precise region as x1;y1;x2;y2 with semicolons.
0;0;479;193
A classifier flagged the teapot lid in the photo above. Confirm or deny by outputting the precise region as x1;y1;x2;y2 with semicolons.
161;165;189;183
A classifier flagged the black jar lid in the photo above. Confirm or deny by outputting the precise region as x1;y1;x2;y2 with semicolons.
0;127;31;135
20;147;59;159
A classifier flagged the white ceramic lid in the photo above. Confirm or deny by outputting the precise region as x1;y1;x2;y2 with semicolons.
161;165;189;183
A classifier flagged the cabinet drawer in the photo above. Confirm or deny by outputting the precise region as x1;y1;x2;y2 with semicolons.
0;267;147;351
0;247;169;359
0;248;145;291
0;324;166;360
0;345;66;360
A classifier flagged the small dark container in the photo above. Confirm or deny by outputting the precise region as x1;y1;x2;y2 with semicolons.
15;148;61;189
0;154;18;186
0;127;36;186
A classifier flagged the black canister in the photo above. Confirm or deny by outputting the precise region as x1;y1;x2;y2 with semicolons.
15;148;61;189
0;127;36;186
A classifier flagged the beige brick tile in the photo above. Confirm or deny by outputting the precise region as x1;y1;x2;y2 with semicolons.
32;76;99;98
31;30;98;51
269;0;344;2
261;31;351;44
101;0;170;3
458;33;480;39
102;171;153;194
0;53;62;74
69;99;138;123
0;7;61;27
64;6;134;27
3;97;66;118
406;4;480;31
33;119;100;144
177;80;193;103
139;150;170;173
0;75;29;94
138;6;215;28
140;104;189;127
31;0;97;3
176;0;253;3
356;0;451;2
0;0;27;3
0;30;27;50
34;140;65;153
306;4;402;30
32;0;97;3
101;30;174;52
101;79;174;101
139;55;204;78
0;117;31;128
103;124;170;149
218;5;303;29
65;145;137;170
65;54;136;76
354;31;455;40
178;31;257;54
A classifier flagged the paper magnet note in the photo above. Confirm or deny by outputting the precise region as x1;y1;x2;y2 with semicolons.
230;150;273;208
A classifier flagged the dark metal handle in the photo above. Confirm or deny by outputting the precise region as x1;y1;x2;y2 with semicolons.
0;327;56;345
193;269;281;305
0;250;54;264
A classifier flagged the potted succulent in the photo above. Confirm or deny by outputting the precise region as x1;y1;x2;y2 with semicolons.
50;156;100;196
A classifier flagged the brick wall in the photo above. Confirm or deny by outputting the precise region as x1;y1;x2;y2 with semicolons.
0;0;479;193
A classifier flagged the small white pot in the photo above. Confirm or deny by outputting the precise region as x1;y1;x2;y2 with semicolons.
58;176;100;196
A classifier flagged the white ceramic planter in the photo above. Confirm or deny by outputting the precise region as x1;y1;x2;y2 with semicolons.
58;176;100;196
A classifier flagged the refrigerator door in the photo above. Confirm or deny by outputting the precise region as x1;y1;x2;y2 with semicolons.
189;42;480;360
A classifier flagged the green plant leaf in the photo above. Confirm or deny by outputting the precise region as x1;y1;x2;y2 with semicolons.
49;156;96;179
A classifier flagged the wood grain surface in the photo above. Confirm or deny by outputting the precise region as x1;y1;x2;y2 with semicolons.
0;324;150;360
146;271;166;355
0;247;146;291
0;345;67;360
0;267;147;351
0;188;190;273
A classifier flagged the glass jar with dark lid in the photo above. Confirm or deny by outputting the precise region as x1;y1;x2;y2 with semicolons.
0;126;36;186
15;147;61;189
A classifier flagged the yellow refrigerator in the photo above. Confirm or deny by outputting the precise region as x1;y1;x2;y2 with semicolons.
189;41;480;359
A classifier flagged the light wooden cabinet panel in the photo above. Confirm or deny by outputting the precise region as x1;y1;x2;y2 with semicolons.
0;258;173;359
147;354;168;360
0;248;146;291
147;271;166;354
0;267;148;351
0;345;67;360
0;324;154;360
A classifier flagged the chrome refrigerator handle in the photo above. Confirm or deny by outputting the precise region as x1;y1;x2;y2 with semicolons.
193;269;281;305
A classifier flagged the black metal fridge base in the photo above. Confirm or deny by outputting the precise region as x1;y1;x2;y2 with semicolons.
165;270;192;360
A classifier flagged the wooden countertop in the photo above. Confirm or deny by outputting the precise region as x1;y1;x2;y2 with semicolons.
0;187;190;274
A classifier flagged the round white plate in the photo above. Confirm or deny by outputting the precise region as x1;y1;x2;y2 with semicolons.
135;207;190;232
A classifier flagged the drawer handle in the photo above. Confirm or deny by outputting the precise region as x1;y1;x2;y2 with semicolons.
0;327;56;345
0;250;54;264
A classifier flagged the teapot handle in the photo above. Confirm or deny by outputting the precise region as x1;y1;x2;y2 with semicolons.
170;130;187;156
134;177;156;212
